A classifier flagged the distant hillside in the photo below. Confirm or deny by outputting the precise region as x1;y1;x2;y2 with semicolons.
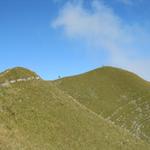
55;66;150;143
0;67;40;83
0;67;149;149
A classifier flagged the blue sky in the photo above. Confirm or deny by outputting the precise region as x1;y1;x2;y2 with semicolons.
0;0;150;80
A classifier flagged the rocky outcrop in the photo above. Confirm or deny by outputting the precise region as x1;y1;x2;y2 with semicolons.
0;76;40;88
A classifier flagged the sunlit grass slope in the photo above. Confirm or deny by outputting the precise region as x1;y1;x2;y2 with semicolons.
55;66;150;142
0;67;39;83
0;67;149;149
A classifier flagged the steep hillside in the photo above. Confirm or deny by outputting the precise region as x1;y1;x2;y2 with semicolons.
55;66;150;143
0;67;149;149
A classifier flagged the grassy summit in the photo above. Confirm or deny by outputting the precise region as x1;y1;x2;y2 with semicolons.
0;67;39;83
0;66;149;149
55;66;150;142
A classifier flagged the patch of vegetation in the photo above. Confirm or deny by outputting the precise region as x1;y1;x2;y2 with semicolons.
55;66;150;143
0;67;149;149
0;67;39;83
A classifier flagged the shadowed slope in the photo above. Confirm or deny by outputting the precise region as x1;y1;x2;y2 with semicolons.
55;66;150;142
0;67;149;149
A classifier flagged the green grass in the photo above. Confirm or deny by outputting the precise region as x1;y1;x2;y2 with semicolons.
0;67;149;149
54;66;150;143
0;67;39;83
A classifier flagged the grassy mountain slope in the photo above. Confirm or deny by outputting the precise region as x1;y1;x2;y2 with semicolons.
0;67;39;83
54;66;150;142
0;67;149;149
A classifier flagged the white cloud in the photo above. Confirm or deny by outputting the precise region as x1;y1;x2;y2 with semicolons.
52;0;150;80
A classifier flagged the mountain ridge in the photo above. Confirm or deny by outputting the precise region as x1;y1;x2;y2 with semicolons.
0;66;150;149
54;66;150;143
0;67;40;81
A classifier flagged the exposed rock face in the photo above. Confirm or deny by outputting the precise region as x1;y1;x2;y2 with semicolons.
0;76;40;88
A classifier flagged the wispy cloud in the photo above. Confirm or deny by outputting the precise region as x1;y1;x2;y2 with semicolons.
52;0;150;80
117;0;142;5
117;0;133;5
